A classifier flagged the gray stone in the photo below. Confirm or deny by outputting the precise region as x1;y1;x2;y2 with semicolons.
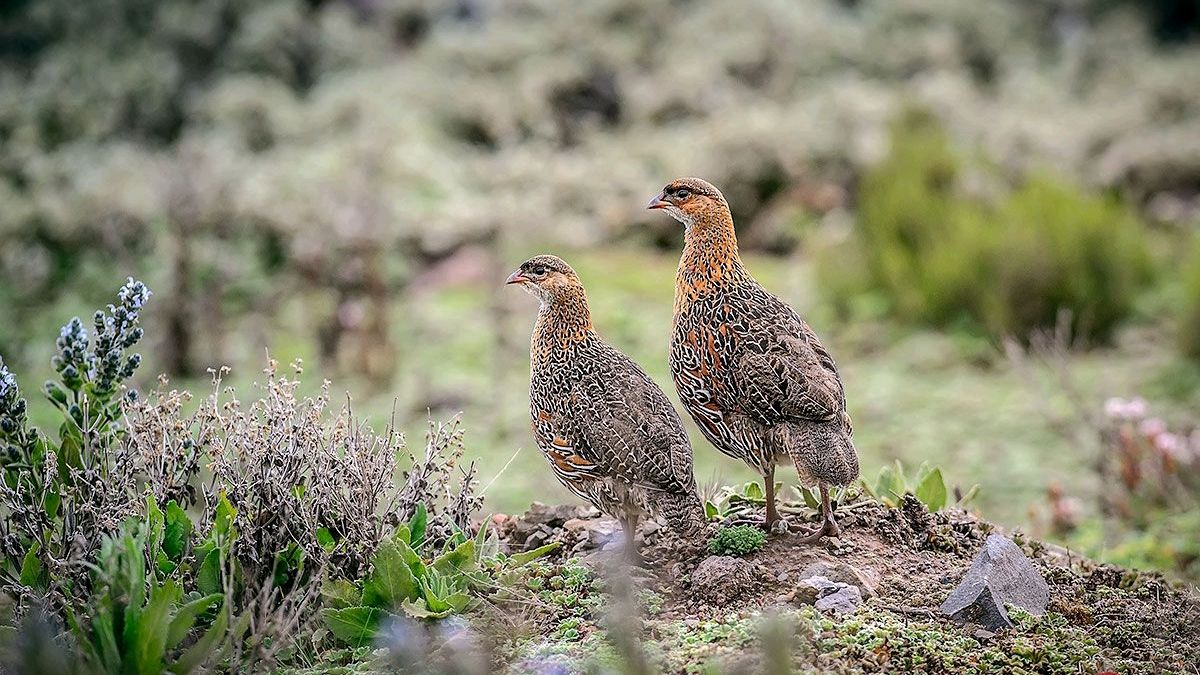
940;534;1050;631
798;558;879;598
795;575;863;616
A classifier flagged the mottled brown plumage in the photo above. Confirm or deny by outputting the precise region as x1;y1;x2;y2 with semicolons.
649;178;859;541
507;255;705;561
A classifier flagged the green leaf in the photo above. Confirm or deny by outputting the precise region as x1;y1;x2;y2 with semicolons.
800;486;820;510
432;539;476;576
914;467;948;512
957;484;981;506
316;527;336;552
197;549;222;596
742;481;765;501
874;464;904;507
133;579;177;675
44;490;61;519
362;541;418;608
401;598;454;620
704;500;719;520
212;492;238;544
321;607;387;647
508;542;560;567
163;501;193;561
273;542;305;588
393;524;411;546
167;593;223;648
321;578;363;610
19;542;44;589
146;495;165;561
169;605;226;674
408;502;428;552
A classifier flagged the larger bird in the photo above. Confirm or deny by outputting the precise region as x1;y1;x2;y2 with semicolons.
507;254;705;561
649;178;859;542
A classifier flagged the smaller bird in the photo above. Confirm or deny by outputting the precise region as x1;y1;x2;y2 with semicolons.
507;254;705;563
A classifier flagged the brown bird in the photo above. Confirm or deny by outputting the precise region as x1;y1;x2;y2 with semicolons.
507;254;705;562
649;178;859;541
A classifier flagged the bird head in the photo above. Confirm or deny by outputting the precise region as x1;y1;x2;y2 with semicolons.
505;254;582;304
646;177;728;227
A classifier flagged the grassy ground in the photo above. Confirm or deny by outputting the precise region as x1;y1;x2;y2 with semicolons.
14;248;1197;537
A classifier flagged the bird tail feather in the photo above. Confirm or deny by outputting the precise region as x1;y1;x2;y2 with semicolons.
654;489;707;535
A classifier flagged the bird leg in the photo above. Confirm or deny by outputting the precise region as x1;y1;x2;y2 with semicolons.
792;483;842;544
622;514;647;567
763;467;786;533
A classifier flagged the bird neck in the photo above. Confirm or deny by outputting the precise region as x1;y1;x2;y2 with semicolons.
676;209;747;302
533;285;595;352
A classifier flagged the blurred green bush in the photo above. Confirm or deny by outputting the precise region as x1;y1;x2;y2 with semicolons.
821;110;1153;343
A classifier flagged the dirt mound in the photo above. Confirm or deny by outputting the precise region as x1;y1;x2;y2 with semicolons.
496;496;1200;673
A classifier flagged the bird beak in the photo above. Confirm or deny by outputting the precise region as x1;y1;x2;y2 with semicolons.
646;192;669;210
505;271;528;285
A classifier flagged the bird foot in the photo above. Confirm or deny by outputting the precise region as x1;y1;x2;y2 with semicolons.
790;517;841;544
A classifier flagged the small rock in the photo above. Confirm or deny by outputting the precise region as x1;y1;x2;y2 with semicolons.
798;559;879;598
641;520;662;535
816;586;862;616
492;514;509;525
940;534;1050;631
690;555;764;606
973;628;997;640
795;575;862;616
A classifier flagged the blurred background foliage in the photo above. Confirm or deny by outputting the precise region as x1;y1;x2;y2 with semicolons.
1;0;1199;578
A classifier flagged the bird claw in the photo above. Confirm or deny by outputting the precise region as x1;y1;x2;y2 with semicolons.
790;517;841;544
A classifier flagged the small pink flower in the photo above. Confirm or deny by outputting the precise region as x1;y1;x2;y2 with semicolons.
1139;417;1167;438
1104;397;1126;419
1153;433;1186;460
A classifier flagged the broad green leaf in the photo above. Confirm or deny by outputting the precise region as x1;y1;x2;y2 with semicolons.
914;467;947;512
800;486;820;510
316;527;336;552
212;492;238;544
167;593;222;648
169;605;226;674
197;549;222;596
362;541;418;608
704;501;719;520
401;598;454;620
509;542;560;567
408;502;428;552
19;542;44;589
321;607;387;647
163;501;193;561
393;524;411;546
44;490;61;519
321;578;362;610
133;580;176;675
432;539;476;576
874;465;904;506
743;481;764;501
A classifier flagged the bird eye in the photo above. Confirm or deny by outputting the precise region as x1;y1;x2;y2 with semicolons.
676;188;691;199
531;266;546;276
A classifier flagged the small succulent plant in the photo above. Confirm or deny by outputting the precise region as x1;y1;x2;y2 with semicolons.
707;525;766;557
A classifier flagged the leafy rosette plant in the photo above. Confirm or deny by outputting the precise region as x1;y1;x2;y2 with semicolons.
321;503;557;646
